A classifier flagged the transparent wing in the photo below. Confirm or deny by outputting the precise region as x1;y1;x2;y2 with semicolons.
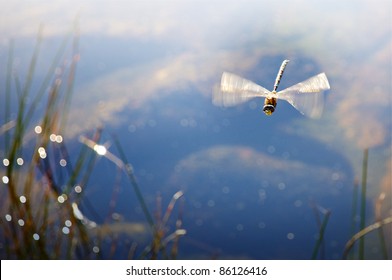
276;73;330;119
213;72;271;107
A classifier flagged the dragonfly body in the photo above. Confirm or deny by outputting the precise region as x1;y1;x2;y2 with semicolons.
263;59;290;115
213;59;330;119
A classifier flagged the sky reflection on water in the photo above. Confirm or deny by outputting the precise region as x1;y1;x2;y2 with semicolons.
0;0;391;259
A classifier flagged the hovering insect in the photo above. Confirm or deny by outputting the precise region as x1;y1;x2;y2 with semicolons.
213;60;330;119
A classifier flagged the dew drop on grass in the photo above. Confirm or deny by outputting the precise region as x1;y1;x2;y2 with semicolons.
55;135;63;143
2;176;9;184
50;134;57;142
34;125;42;134
93;246;100;254
57;194;67;203
19;195;26;203
74;185;82;193
93;144;107;156
3;159;9;166
62;227;70;235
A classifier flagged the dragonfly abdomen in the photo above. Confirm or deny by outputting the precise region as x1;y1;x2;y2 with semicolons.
273;59;290;92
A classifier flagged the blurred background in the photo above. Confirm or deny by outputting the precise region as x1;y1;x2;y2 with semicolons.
0;0;391;259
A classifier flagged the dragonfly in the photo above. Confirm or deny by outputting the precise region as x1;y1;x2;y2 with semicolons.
213;60;330;119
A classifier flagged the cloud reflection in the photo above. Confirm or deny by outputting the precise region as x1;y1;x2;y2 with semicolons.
66;51;254;137
171;145;347;196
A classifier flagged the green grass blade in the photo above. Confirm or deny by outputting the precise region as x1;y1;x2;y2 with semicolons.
343;216;392;259
111;134;155;229
359;148;368;259
4;39;14;151
311;209;331;259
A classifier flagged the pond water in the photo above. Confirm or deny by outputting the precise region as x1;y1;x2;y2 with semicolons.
0;0;390;259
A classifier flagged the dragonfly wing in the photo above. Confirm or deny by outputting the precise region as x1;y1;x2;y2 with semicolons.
213;72;271;107
276;73;330;119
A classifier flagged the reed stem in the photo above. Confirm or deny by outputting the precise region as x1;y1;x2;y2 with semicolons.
359;148;368;259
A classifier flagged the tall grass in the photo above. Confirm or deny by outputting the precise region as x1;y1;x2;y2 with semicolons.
311;149;391;260
342;148;391;259
0;26;91;259
0;27;185;259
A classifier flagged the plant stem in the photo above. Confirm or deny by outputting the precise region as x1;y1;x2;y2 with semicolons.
359;148;368;259
343;215;392;259
349;179;359;259
311;210;331;259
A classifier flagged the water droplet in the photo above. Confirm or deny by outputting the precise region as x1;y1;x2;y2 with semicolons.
93;144;107;155
50;134;57;142
16;158;24;166
34;126;42;134
33;233;40;241
2;176;9;184
3;159;9;166
19;196;26;204
74;185;82;193
55;135;63;143
5;214;12;222
287;232;295;240
38;147;47;159
57;194;67;203
62;227;70;235
59;159;67;167
18;219;25;226
93;246;100;254
65;220;72;227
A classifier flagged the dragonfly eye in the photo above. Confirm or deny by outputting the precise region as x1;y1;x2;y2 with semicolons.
263;104;275;116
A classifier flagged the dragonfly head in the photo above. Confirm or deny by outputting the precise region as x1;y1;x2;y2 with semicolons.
263;104;275;115
263;97;277;116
